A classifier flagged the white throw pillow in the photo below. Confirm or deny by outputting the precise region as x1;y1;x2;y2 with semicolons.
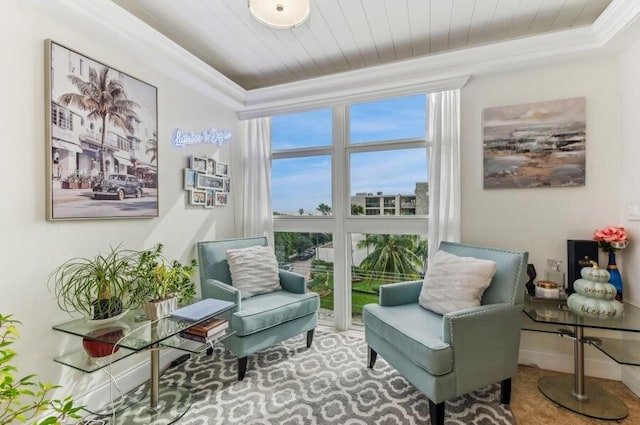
419;250;497;315
226;245;281;299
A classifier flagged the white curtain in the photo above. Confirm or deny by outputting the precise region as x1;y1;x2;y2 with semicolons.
427;89;461;262
237;118;274;243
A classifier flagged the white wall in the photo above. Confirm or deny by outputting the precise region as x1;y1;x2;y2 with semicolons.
0;0;240;405
461;58;625;378
617;32;640;393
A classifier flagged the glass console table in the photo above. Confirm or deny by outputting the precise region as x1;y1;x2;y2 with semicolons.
52;302;235;424
522;296;640;420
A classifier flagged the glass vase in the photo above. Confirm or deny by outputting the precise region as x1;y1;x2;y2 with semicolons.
607;251;623;302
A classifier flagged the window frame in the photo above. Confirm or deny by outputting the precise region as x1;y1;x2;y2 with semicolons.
271;97;431;331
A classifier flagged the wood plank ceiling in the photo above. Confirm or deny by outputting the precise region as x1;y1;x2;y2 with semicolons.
112;0;612;90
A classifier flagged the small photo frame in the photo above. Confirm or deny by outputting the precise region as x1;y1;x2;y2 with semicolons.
222;178;230;193
190;155;207;173
184;169;196;190
190;189;206;206
196;173;224;190
214;191;229;206
206;158;215;175
215;161;228;177
205;189;215;208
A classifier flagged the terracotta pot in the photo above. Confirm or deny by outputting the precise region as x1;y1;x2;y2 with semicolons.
82;326;125;358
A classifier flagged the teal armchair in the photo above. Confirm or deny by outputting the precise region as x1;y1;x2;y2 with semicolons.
363;242;528;425
197;237;320;380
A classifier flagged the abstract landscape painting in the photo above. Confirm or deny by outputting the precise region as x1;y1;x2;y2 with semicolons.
483;97;586;189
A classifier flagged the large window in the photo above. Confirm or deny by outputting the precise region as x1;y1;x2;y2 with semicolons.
272;156;332;216
350;94;427;143
274;231;335;321
350;232;427;323
271;108;332;216
271;94;429;329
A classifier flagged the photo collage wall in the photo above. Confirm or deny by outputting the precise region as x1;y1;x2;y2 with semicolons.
184;155;229;208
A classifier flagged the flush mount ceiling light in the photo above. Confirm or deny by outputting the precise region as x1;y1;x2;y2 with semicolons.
248;0;310;29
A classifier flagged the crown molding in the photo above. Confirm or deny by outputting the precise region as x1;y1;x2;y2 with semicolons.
27;0;640;119
239;0;640;118
238;74;470;120
239;26;600;118
29;0;246;111
593;0;640;44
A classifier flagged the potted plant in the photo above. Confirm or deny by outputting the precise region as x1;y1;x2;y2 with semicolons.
132;244;197;320
1;313;82;424
61;175;80;189
49;245;144;320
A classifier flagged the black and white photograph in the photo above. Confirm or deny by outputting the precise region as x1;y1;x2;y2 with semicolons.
196;173;224;190
190;189;206;206
222;178;230;193
215;161;228;177
206;158;216;175
190;155;207;173
46;40;158;220
205;189;215;208
214;191;228;206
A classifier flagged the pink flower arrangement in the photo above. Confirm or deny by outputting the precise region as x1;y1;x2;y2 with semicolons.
593;226;629;253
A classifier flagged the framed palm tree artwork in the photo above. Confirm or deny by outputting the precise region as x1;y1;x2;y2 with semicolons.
45;40;158;220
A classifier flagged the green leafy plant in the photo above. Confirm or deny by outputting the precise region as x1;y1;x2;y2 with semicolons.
1;313;82;424
132;244;197;303
49;245;145;320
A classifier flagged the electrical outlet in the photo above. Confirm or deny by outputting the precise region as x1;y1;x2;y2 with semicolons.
627;205;640;221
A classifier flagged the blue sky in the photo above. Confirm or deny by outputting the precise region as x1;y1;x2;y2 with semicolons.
271;95;428;214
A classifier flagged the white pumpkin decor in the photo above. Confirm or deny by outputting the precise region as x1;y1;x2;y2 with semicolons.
579;263;610;282
568;263;624;319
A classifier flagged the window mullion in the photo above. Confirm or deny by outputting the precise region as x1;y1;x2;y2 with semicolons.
332;105;350;331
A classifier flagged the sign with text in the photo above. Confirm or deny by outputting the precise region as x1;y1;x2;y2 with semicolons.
172;128;232;148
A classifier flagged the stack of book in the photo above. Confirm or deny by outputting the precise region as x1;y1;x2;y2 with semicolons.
179;317;229;343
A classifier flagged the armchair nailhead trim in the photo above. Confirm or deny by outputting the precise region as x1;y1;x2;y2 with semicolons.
446;304;510;344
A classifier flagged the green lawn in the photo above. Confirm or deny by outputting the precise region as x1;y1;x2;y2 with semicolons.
309;274;386;315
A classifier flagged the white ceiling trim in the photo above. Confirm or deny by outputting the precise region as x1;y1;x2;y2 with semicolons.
239;26;601;118
30;0;640;120
237;75;471;120
35;0;247;110
238;0;640;119
593;0;640;44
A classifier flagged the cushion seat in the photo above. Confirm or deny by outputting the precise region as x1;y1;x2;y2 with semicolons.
231;290;320;336
364;303;453;376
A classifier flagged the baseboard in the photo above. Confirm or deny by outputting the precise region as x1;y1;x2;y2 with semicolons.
622;365;640;397
518;346;621;380
73;348;185;413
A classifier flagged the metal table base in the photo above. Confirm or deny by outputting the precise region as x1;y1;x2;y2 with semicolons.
538;325;628;420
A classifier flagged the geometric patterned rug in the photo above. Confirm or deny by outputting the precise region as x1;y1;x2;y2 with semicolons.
88;331;515;424
167;331;516;425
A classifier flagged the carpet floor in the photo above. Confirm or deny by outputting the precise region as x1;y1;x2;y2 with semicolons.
165;331;514;424
89;330;640;424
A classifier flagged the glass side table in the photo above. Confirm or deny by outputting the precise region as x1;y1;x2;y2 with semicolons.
522;296;640;420
52;302;235;424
